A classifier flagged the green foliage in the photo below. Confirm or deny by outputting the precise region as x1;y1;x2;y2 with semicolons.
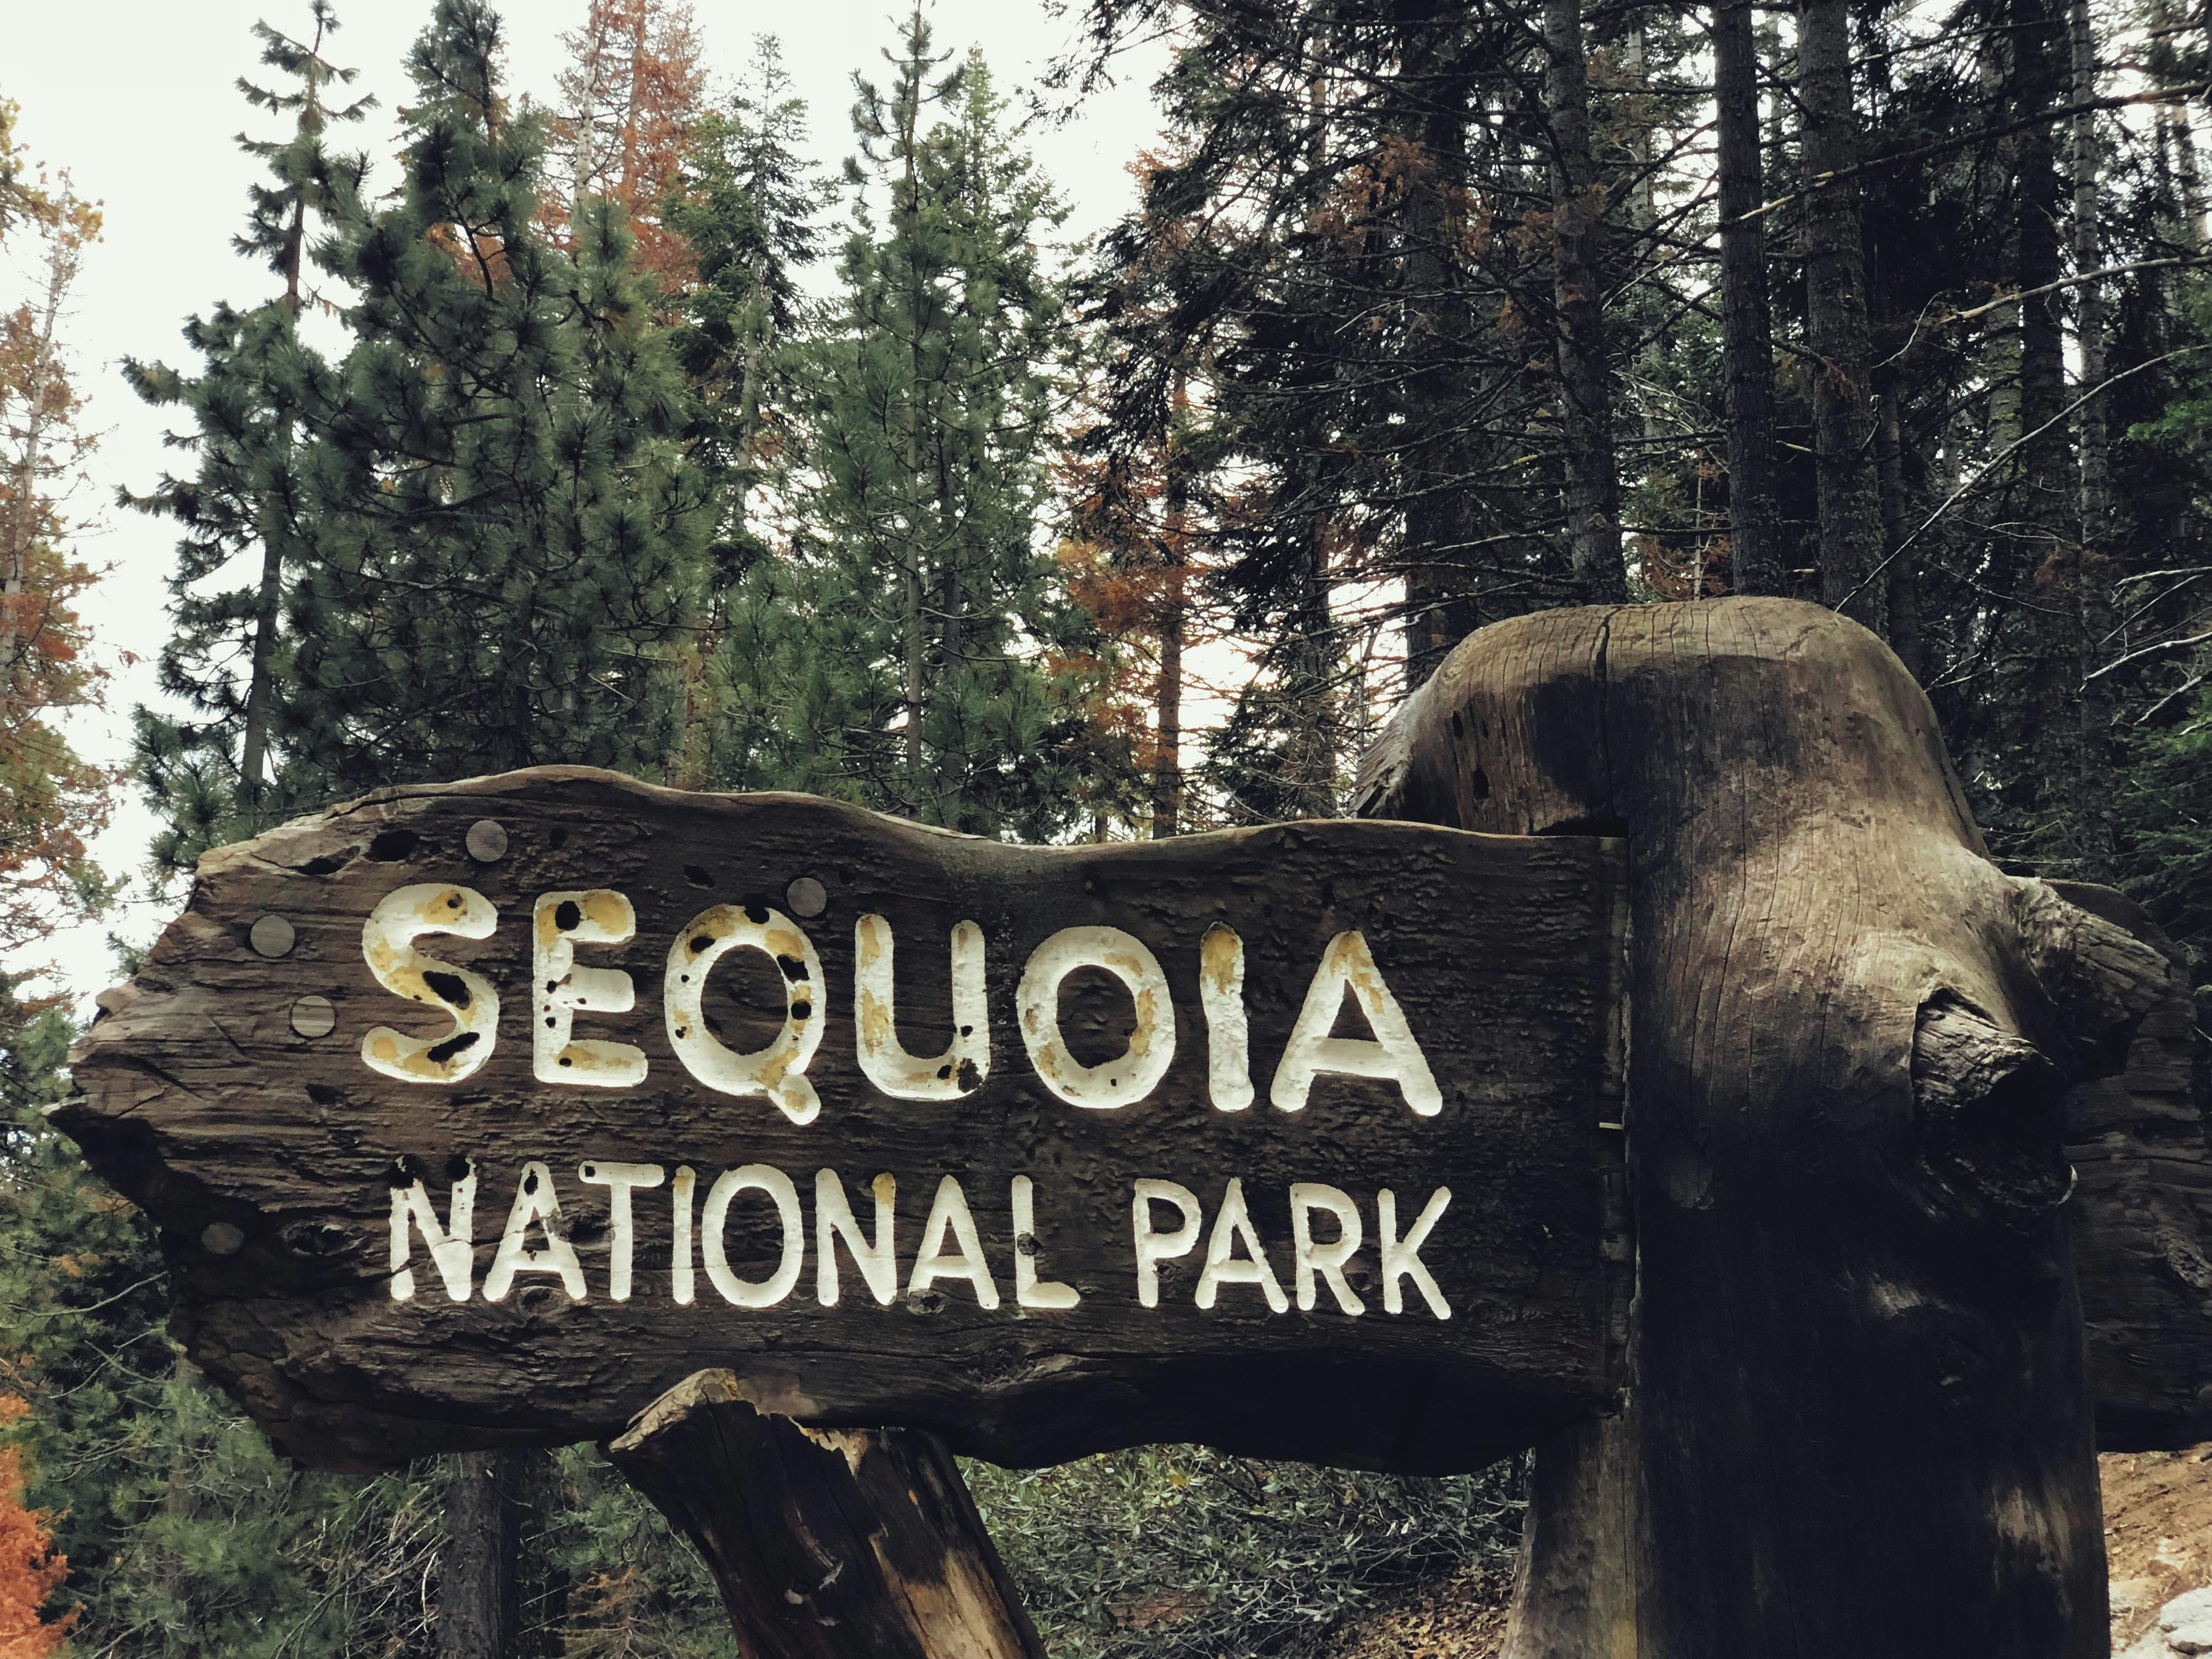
662;35;829;585
707;25;1108;836
287;0;712;791
541;1446;736;1658
125;4;370;879
0;976;447;1657
969;1447;1523;1658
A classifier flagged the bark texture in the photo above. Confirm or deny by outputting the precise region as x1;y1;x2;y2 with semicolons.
438;1449;526;1659
607;1371;1043;1659
2052;882;2212;1451
1798;0;1887;633
1357;597;2168;1657
1543;0;1626;603
1711;0;1781;599
2070;0;2118;881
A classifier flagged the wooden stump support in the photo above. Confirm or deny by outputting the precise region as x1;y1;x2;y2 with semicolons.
606;1373;1043;1659
1357;599;2173;1658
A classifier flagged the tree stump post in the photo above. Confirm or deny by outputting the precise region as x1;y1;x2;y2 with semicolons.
1357;599;2170;1658
606;1373;1044;1659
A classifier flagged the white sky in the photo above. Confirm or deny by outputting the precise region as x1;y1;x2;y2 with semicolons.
3;0;1164;1009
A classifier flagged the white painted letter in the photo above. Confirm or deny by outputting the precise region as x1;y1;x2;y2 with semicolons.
1200;923;1253;1111
665;905;825;1125
854;916;989;1099
579;1160;663;1301
535;891;647;1087
1290;1183;1365;1314
1018;927;1174;1109
816;1170;898;1307
1131;1179;1202;1308
671;1165;696;1305
701;1165;805;1307
1380;1187;1453;1318
1012;1176;1080;1310
907;1176;999;1308
483;1161;586;1302
1195;1177;1289;1312
388;1159;475;1302
362;884;499;1084
1270;931;1442;1117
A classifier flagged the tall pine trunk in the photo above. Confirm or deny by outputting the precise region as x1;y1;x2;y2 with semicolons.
439;1452;525;1658
1798;0;1886;634
239;196;310;797
898;13;928;780
1876;363;1923;679
2072;0;2118;879
1713;0;1782;597
2014;0;2069;535
1400;8;1483;684
1544;0;1626;603
1152;379;1187;839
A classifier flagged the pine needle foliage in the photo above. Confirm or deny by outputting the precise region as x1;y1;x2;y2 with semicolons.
705;20;1109;838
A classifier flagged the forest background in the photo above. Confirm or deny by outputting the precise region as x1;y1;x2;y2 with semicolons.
6;0;2211;1650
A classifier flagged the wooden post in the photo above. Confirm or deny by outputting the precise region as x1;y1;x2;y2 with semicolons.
1358;597;2170;1657
606;1373;1043;1659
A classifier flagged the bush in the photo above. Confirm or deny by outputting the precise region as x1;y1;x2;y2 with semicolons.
968;1446;1525;1658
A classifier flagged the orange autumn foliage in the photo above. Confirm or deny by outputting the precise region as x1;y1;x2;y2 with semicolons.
0;138;116;964
546;0;706;296
0;1424;72;1658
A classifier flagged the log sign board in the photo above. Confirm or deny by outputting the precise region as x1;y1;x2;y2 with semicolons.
60;770;1629;1474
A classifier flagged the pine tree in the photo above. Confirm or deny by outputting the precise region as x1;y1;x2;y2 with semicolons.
710;20;1102;838
662;35;828;578
125;1;370;878
546;0;707;294
286;0;710;791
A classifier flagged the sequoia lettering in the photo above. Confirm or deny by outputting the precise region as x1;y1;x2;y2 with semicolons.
362;891;1442;1118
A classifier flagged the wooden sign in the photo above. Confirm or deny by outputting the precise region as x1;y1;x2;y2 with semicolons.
60;769;1628;1474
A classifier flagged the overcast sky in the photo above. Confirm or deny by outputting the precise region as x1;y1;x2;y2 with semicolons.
3;0;1164;1006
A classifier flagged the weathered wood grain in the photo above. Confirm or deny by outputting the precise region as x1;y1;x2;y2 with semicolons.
2050;882;2212;1451
606;1372;1045;1659
60;768;1628;1473
1357;597;2168;1659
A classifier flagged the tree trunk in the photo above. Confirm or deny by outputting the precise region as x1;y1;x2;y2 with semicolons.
1400;11;1485;685
1357;597;2168;1656
439;1451;527;1659
1713;0;1782;598
2071;0;2118;882
1799;0;1887;634
2173;104;2209;245
2050;882;2212;1452
239;541;283;795
1543;0;1626;603
900;54;928;780
2015;0;2070;545
1876;365;1923;681
608;1372;1044;1659
1152;382;1187;838
1283;486;1339;819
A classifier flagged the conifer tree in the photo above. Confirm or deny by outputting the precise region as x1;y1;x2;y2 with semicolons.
125;1;369;878
546;0;706;293
662;36;827;575
710;20;1102;838
286;0;710;791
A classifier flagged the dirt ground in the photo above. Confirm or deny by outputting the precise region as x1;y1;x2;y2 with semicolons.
2105;1446;2212;1650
